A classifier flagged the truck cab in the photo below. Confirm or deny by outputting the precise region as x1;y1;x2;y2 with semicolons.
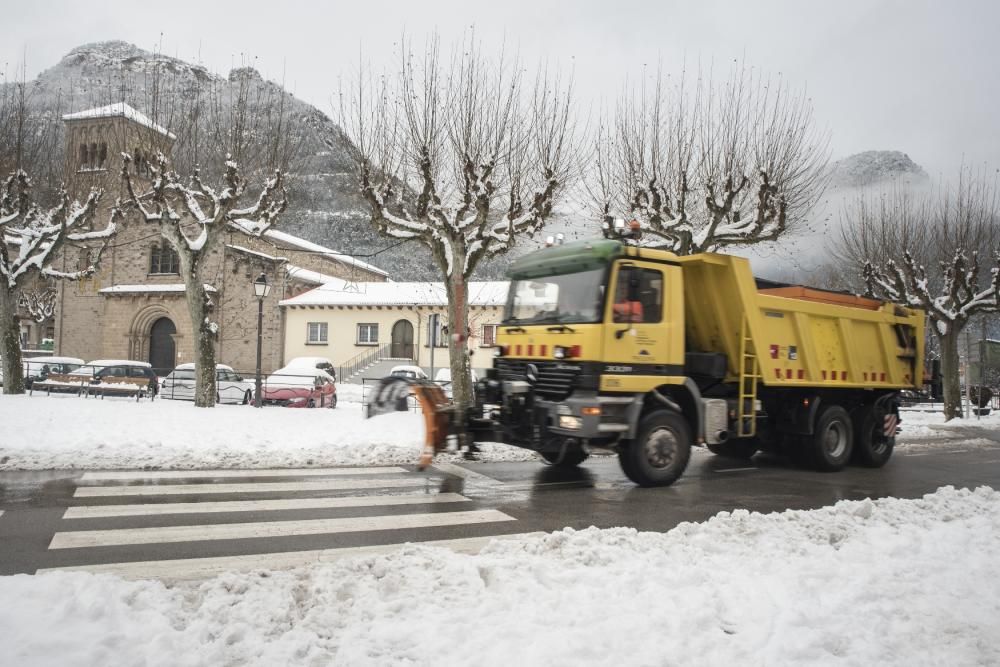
475;239;698;485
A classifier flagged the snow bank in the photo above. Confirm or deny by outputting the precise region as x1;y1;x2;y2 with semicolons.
0;394;535;470
898;407;1000;441
2;486;998;665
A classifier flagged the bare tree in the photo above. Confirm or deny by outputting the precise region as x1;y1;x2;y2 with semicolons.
838;169;1000;420
119;155;286;407
341;34;577;408
591;63;829;254
1;172;117;393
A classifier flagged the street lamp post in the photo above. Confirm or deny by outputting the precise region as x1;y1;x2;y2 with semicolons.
253;272;272;407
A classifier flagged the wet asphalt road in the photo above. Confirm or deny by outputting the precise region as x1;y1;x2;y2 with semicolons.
1;432;999;578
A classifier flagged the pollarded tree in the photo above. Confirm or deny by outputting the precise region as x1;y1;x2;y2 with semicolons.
0;171;117;393
119;155;286;407
591;63;829;254
838;169;1000;420
341;34;577;408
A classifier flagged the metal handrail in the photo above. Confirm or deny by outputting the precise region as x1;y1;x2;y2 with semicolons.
338;342;393;382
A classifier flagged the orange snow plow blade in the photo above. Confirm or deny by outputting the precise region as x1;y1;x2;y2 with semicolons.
365;377;456;469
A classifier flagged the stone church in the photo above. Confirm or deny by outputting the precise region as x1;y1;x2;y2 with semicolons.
48;102;388;375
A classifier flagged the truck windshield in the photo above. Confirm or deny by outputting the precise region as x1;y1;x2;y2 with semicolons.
504;267;605;324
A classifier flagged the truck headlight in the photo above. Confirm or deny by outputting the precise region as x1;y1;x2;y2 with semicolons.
558;415;582;430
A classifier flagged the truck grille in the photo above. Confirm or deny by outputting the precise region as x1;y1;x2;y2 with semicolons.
495;359;581;401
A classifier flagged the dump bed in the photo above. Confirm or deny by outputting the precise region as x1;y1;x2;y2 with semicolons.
678;253;924;390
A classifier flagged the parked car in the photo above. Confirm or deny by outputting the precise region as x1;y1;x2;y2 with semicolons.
89;361;159;396
23;356;84;388
433;367;479;399
389;365;428;380
262;368;337;408
161;363;255;404
284;356;337;381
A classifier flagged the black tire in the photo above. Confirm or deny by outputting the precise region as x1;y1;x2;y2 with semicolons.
540;447;589;467
243;390;252;405
327;394;338;409
809;405;853;471
706;439;758;459
618;410;692;487
307;399;316;408
852;407;894;468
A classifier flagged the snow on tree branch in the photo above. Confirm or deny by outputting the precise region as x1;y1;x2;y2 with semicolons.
590;62;828;255
0;170;114;289
18;288;57;323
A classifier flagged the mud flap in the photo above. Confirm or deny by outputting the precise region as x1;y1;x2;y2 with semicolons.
366;377;456;469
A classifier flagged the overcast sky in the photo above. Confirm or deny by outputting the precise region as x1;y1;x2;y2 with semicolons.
2;0;998;176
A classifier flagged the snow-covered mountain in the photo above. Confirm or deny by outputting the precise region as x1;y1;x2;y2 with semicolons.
9;41;444;281
827;150;929;189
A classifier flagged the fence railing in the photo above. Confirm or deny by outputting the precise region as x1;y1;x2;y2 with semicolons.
338;342;393;382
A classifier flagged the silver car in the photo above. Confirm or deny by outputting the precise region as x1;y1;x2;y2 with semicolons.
161;363;256;404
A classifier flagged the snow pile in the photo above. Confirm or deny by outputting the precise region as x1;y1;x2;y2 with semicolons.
898;407;1000;441
0;394;535;470
2;486;998;665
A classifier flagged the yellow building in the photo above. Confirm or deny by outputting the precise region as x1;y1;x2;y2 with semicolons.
280;281;508;376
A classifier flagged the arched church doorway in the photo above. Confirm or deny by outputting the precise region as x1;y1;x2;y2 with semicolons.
391;320;414;359
149;317;177;375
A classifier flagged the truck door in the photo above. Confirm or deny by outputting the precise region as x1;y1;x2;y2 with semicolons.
601;261;682;384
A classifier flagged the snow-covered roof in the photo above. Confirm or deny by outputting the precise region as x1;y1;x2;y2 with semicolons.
62;102;177;140
263;230;389;278
99;284;217;294
285;265;346;288
280;281;509;308
226;245;287;263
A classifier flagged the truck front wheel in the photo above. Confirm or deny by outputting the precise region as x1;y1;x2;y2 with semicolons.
619;410;692;487
540;447;589;468
809;405;853;471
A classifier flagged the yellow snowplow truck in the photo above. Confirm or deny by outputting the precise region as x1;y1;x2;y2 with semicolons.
368;239;925;487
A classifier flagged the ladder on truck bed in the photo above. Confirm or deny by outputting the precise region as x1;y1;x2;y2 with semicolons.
738;317;761;437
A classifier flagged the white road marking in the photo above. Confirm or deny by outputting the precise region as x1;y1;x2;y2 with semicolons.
79;467;408;482
431;462;504;484
63;492;470;519
714;467;758;473
49;509;516;549
39;532;544;581
74;478;430;498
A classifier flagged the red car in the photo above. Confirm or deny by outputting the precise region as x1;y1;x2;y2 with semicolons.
262;368;337;408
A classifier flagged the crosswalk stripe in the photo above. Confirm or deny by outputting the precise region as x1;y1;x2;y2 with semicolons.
431;462;504;484
74;477;429;498
78;467;409;482
49;509;516;549
38;532;543;581
63;492;470;518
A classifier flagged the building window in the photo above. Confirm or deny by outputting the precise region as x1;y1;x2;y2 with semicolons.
481;324;497;347
307;322;328;344
149;243;180;275
357;323;378;345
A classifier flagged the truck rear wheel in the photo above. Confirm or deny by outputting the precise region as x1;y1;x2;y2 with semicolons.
809;405;853;471
706;439;758;459
618;410;691;487
852;408;894;468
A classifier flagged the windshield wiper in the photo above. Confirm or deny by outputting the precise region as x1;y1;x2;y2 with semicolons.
504;325;527;333
546;324;576;333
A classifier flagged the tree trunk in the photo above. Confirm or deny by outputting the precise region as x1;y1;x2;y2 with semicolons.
446;272;472;412
0;288;25;395
938;328;962;421
185;280;218;408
